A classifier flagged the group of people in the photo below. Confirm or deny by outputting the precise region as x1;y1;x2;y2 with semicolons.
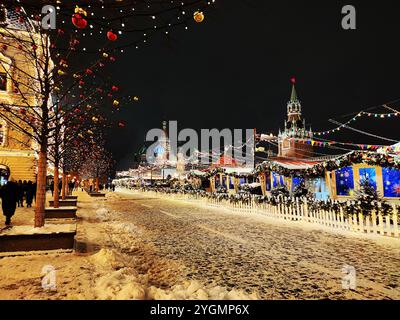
0;180;36;226
88;183;116;192
49;179;79;196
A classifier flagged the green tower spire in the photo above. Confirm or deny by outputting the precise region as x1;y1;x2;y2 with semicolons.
290;82;298;102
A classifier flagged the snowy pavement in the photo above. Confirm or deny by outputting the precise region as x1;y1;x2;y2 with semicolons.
0;190;399;300
103;191;400;299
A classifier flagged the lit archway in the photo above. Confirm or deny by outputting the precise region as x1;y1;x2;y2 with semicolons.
0;164;10;185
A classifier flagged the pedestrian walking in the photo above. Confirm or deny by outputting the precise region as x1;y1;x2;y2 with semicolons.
26;181;34;208
17;180;24;207
50;180;54;197
0;180;19;226
68;180;75;195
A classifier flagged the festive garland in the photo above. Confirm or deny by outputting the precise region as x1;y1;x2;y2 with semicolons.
188;151;400;181
254;151;400;178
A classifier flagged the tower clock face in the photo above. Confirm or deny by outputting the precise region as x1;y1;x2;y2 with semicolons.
283;139;290;149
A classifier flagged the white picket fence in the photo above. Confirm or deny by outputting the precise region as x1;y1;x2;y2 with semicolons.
137;190;400;239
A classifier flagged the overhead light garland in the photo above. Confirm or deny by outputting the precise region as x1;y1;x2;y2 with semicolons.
312;104;400;136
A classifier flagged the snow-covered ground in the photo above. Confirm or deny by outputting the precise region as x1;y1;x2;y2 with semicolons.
0;190;399;300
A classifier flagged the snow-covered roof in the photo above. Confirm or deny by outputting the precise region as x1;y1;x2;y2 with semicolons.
270;159;323;170
224;167;254;174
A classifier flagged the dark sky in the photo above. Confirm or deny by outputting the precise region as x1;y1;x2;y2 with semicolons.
106;0;400;169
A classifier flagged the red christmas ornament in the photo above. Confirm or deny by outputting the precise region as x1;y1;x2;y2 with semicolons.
118;121;126;128
111;85;119;92
109;56;116;62
107;30;118;41
290;77;296;84
85;68;93;75
72;13;88;29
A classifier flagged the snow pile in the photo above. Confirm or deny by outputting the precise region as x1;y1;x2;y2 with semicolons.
95;207;111;221
89;249;259;300
147;280;260;300
94;269;147;300
90;248;126;269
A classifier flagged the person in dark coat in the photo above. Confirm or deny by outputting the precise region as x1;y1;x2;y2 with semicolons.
0;180;19;226
32;182;37;203
26;181;34;208
68;180;75;195
17;180;24;207
50;181;54;196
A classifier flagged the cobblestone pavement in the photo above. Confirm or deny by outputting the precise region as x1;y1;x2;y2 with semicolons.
105;191;400;300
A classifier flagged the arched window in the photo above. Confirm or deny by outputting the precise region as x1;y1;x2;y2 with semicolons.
0;6;6;24
0;52;11;92
0;121;6;146
0;72;6;91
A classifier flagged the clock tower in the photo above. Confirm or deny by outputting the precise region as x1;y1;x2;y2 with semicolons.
278;79;314;159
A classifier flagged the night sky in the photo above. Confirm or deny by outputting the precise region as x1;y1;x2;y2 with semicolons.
109;0;400;169
9;0;400;169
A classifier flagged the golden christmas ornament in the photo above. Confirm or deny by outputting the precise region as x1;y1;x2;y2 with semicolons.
193;11;204;23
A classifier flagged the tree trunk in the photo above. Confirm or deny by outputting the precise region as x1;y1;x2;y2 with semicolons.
95;177;99;193
53;166;59;208
61;172;66;200
34;151;47;228
66;174;69;196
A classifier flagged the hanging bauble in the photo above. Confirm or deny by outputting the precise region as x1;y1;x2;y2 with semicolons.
133;96;139;102
111;85;119;92
85;68;93;75
107;30;118;41
72;6;88;29
193;11;204;23
118;121;126;128
72;13;87;29
113;100;120;107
